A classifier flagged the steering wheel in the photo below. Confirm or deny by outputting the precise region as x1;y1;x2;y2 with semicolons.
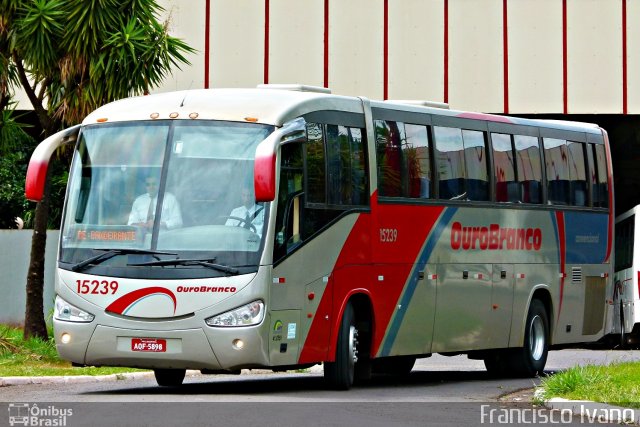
220;216;257;233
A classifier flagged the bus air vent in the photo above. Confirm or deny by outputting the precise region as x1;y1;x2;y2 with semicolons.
571;267;582;283
257;84;331;94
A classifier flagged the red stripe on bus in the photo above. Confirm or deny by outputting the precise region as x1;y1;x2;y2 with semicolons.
555;211;566;321
604;130;614;263
502;0;509;114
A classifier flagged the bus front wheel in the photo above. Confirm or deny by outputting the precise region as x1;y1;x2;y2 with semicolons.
154;368;186;387
324;302;358;390
511;299;549;377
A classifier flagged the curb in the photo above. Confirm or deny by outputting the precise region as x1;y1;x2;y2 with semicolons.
0;371;155;387
545;397;640;424
0;365;325;387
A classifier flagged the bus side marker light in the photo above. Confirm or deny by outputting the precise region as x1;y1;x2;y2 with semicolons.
516;273;525;279
169;112;179;118
273;277;285;284
244;117;258;122
492;305;499;310
307;313;313;318
189;112;199;119
96;118;108;123
307;292;315;300
323;276;329;283
601;273;609;278
474;273;484;280
559;273;566;278
150;113;160;119
378;276;384;282
427;274;437;280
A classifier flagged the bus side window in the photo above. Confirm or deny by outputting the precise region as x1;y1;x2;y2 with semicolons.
543;138;570;205
593;144;609;208
567;141;587;207
462;130;489;201
273;142;303;262
375;120;404;197
491;133;517;203
615;216;634;271
514;135;543;204
405;124;432;199
434;126;466;200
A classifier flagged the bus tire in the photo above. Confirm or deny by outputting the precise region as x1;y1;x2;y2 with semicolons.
510;299;549;377
154;368;186;386
324;302;358;390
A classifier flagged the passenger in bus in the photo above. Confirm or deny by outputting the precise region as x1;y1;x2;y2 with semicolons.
128;176;183;232
225;184;264;236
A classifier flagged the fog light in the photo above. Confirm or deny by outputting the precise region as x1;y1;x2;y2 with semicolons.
60;333;71;344
232;339;244;350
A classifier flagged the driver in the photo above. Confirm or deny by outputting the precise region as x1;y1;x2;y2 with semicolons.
225;184;264;236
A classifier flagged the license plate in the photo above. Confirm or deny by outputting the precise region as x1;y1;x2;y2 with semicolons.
131;338;166;352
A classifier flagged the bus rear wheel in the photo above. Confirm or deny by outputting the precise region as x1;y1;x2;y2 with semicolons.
154;368;186;386
324;302;358;390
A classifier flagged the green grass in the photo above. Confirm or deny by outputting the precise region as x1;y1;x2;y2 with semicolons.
0;324;147;377
536;362;640;408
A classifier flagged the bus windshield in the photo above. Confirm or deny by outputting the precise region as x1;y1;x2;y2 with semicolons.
59;120;274;278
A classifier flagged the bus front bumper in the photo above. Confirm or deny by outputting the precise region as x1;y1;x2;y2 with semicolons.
54;321;270;370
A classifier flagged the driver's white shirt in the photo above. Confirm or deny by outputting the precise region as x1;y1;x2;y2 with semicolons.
225;204;264;236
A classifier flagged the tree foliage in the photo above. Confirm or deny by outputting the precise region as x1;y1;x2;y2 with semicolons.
0;0;195;339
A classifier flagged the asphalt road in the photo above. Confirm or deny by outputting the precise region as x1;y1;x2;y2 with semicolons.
1;350;638;427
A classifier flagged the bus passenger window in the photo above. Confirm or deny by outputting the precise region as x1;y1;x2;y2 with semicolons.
593;144;609;208
462;130;489;201
543;138;570;205
306;123;326;204
567;141;587;206
514;135;543;204
434;126;465;199
491;133;517;202
405;124;432;198
375;120;404;197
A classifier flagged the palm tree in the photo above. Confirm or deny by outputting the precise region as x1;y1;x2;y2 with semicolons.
2;0;195;339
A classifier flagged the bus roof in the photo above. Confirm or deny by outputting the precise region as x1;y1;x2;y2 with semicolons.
83;87;604;136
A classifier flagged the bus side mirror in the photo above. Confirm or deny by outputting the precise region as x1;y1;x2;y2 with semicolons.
25;125;81;201
253;146;276;202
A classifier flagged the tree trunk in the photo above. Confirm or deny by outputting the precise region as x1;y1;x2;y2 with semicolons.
23;174;51;340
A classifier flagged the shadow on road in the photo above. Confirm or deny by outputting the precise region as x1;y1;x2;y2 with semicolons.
84;369;536;397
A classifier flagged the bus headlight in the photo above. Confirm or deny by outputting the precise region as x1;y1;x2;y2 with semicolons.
54;296;95;323
205;300;264;327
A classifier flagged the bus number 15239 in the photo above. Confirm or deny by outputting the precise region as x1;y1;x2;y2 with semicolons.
76;279;119;295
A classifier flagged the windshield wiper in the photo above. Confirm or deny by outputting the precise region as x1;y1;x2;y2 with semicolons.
127;258;239;275
70;249;177;272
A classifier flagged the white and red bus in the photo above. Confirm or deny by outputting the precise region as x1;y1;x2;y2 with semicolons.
613;205;640;347
26;85;614;388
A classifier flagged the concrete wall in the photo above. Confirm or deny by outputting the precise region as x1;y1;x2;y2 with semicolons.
12;0;638;114
0;230;58;325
